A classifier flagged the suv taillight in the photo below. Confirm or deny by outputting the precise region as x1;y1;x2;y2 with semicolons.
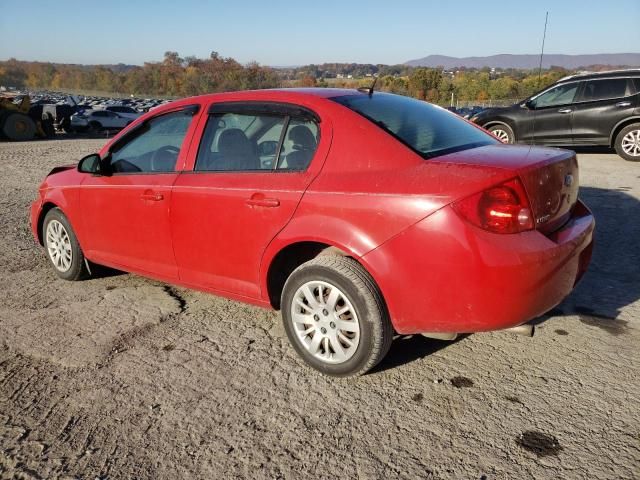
452;178;534;234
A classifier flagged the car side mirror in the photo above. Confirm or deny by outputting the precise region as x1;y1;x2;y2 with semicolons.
77;153;102;174
523;100;535;110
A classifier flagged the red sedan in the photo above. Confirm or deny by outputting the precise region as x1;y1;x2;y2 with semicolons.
31;88;594;376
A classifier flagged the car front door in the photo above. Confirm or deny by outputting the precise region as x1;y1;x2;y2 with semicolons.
79;106;200;279
519;81;580;145
171;102;329;299
571;78;637;144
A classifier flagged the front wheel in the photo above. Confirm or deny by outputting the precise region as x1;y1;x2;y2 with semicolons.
487;124;515;144
615;123;640;161
43;208;89;281
281;256;393;377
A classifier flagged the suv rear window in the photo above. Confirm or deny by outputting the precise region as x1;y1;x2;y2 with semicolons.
331;93;496;159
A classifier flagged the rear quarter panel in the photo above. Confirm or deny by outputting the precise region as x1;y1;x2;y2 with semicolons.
260;100;513;301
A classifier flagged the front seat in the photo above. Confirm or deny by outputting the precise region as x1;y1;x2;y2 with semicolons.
216;128;259;170
284;125;317;170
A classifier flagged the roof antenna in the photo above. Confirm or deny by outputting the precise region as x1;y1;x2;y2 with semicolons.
357;76;378;97
529;11;549;148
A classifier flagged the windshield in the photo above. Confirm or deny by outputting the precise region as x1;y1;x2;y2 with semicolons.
331;92;496;159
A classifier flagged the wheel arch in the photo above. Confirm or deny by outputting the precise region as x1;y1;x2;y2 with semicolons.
610;116;640;147
36;201;61;245
262;239;387;311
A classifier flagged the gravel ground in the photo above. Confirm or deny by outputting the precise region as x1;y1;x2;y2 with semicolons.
0;138;638;480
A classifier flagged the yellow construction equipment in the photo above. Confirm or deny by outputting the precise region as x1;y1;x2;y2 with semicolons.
0;93;44;140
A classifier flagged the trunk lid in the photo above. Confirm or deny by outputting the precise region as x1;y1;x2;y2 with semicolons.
438;144;579;234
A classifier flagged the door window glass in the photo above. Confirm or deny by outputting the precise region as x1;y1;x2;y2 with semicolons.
581;79;629;101
196;109;320;172
277;119;319;170
109;110;194;174
531;83;579;108
532;83;578;108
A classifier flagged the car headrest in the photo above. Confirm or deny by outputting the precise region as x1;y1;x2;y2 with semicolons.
288;125;316;151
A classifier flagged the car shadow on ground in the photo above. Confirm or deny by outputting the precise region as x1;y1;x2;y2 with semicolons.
373;334;469;374
551;185;639;325
377;185;639;372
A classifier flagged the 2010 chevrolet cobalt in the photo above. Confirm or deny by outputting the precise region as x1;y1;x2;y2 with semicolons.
31;88;594;376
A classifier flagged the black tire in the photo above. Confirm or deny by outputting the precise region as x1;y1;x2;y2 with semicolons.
41;113;56;138
1;111;37;140
281;256;393;377
42;208;89;281
614;123;640;162
62;116;72;133
487;123;515;144
88;121;102;133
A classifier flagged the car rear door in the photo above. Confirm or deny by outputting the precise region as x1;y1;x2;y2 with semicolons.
571;77;638;144
170;102;329;299
79;106;200;279
519;81;580;145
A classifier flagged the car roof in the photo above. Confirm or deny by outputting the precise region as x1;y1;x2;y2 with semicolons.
147;88;365;116
556;68;640;84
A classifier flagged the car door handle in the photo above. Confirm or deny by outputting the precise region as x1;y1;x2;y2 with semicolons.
245;195;280;208
615;101;632;107
140;192;164;201
557;108;572;114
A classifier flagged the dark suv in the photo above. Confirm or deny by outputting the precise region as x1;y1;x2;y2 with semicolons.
469;70;640;161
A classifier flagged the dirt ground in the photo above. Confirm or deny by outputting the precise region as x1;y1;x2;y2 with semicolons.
0;138;638;480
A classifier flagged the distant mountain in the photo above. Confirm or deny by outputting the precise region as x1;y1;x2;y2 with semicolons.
404;53;640;69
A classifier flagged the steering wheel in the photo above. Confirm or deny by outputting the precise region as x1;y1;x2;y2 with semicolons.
150;145;180;172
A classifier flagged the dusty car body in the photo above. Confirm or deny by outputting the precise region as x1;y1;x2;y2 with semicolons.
31;88;595;376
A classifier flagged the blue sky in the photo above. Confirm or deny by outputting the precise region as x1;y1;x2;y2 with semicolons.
1;0;638;65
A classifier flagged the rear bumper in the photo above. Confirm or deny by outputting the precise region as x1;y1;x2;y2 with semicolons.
362;200;595;334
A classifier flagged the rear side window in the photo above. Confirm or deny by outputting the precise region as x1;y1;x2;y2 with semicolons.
195;111;319;172
581;79;629;101
331;92;495;159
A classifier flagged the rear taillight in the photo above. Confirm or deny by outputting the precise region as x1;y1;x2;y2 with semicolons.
452;178;534;234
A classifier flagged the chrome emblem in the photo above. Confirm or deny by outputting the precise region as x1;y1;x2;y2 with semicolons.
564;174;574;187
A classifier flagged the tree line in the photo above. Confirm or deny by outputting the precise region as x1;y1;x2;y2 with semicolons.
0;52;576;104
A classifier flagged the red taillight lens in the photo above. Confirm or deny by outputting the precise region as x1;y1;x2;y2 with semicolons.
452;178;534;234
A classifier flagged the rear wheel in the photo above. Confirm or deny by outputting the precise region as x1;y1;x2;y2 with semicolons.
615;123;640;161
281;256;393;377
43;208;89;281
88;121;102;133
487;124;515;144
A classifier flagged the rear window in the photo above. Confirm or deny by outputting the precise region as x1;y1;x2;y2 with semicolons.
331;92;496;159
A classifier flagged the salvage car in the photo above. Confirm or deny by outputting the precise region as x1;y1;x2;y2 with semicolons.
70;109;134;132
31;88;595;376
470;69;640;161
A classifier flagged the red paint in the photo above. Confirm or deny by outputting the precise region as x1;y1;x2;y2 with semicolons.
31;88;595;334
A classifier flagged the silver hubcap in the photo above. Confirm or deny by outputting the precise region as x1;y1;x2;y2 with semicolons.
290;280;360;364
46;220;72;272
492;128;510;143
621;129;640;157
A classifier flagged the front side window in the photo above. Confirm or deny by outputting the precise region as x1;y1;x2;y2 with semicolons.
195;111;319;172
331;92;495;159
109;109;194;174
531;83;579;108
581;79;629;102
